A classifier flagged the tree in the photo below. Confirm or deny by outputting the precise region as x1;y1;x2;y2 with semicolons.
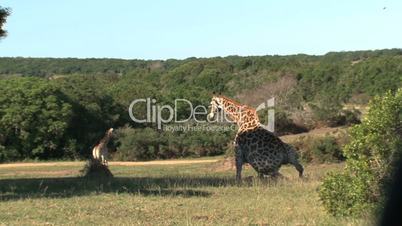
0;6;10;38
0;78;73;161
319;89;402;216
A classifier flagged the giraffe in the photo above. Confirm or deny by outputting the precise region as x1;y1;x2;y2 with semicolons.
208;95;304;181
92;128;114;166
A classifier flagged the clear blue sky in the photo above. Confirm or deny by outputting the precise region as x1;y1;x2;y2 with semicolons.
0;0;401;60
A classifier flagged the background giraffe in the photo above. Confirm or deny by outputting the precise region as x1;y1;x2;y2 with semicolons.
92;128;114;165
208;95;303;181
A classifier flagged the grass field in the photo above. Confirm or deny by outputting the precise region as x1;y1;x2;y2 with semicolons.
0;158;371;225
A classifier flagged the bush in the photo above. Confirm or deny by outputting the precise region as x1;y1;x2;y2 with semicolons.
319;172;373;216
319;89;402;216
340;109;361;125
113;126;164;161
114;123;232;161
292;136;344;163
323;109;361;127
308;90;361;127
0;145;19;162
310;137;344;163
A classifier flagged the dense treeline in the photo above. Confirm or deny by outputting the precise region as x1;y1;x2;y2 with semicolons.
0;49;401;161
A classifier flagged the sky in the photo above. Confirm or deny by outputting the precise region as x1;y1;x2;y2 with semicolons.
0;0;401;60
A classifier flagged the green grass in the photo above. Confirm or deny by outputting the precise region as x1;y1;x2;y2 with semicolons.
0;161;372;225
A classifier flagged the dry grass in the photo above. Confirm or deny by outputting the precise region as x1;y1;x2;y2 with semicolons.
0;159;372;225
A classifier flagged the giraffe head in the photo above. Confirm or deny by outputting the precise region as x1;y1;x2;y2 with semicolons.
107;128;114;137
207;95;260;131
207;95;224;120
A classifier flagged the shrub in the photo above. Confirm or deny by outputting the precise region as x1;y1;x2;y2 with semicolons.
310;137;344;163
318;172;373;216
325;109;361;127
340;109;361;125
319;89;402;216
114;124;232;161
292;136;344;163
0;145;19;162
308;91;361;127
113;126;164;161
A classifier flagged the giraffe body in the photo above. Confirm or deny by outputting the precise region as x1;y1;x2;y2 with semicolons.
235;127;303;180
92;143;109;165
92;128;114;165
208;95;303;180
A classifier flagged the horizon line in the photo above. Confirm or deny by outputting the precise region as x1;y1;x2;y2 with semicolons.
0;48;400;61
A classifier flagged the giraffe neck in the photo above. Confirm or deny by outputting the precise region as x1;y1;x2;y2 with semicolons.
98;133;111;147
220;97;260;132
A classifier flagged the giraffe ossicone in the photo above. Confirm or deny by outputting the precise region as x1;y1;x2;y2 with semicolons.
208;95;304;181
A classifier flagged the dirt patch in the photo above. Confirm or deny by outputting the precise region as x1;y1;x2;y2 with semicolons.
1;170;77;177
212;157;235;171
212;157;251;172
0;159;220;169
111;159;219;166
0;162;83;168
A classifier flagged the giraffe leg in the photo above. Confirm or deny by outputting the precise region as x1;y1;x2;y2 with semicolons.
104;152;108;166
290;159;304;177
101;154;107;166
286;148;304;178
92;148;98;161
234;144;244;182
235;156;243;182
295;162;304;178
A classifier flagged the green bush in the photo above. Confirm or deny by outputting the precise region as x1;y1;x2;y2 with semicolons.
114;124;232;161
0;145;19;162
310;137;344;163
318;172;373;216
113;126;164;161
340;109;361;125
319;89;402;216
292;136;344;163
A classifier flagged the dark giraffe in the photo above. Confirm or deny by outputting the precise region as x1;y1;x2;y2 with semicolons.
208;95;303;181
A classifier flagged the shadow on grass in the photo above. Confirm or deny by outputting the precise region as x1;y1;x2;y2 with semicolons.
0;176;238;201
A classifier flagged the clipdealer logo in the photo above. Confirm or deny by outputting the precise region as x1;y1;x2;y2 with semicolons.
128;97;275;132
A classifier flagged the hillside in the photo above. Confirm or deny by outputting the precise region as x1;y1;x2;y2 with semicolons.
0;49;401;161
